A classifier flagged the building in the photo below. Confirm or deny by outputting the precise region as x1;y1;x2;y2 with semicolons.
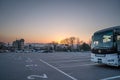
12;39;24;50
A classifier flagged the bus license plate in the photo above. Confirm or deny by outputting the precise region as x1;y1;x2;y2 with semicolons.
95;54;105;57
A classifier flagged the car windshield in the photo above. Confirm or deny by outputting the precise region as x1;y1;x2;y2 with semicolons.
91;30;113;49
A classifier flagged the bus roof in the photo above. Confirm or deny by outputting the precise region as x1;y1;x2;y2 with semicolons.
94;26;120;34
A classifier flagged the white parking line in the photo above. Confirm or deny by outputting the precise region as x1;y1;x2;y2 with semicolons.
101;75;120;80
27;74;48;79
26;58;32;62
25;64;38;67
25;64;34;67
58;63;96;68
40;59;78;80
50;59;90;63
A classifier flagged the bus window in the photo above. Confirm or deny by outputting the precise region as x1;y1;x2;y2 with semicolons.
91;31;113;49
117;35;120;51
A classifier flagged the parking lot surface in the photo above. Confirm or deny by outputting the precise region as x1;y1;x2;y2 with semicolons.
0;52;120;80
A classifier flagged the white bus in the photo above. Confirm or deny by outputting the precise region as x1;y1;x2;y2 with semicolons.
91;26;120;66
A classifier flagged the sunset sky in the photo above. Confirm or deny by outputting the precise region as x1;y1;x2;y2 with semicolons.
0;0;120;43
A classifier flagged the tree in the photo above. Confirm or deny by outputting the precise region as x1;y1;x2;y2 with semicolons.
80;42;91;51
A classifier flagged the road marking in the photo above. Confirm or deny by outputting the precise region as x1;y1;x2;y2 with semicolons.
40;59;78;80
26;64;34;67
26;58;32;62
25;64;38;67
58;63;96;68
101;75;120;80
50;59;90;63
27;74;48;79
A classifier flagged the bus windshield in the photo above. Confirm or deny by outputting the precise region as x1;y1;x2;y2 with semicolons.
91;31;113;49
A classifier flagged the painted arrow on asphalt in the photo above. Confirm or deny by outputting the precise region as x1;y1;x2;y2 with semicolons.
27;74;48;79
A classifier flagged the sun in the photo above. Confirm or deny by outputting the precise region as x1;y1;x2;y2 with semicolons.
54;36;65;44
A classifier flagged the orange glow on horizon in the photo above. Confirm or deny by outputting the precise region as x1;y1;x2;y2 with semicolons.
1;37;90;44
0;33;91;44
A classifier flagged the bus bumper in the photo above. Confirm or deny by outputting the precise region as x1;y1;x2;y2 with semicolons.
91;53;119;66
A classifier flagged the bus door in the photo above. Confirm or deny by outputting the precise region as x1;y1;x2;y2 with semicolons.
117;34;120;65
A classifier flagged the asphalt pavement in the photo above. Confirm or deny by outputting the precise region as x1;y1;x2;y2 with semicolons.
0;52;120;80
